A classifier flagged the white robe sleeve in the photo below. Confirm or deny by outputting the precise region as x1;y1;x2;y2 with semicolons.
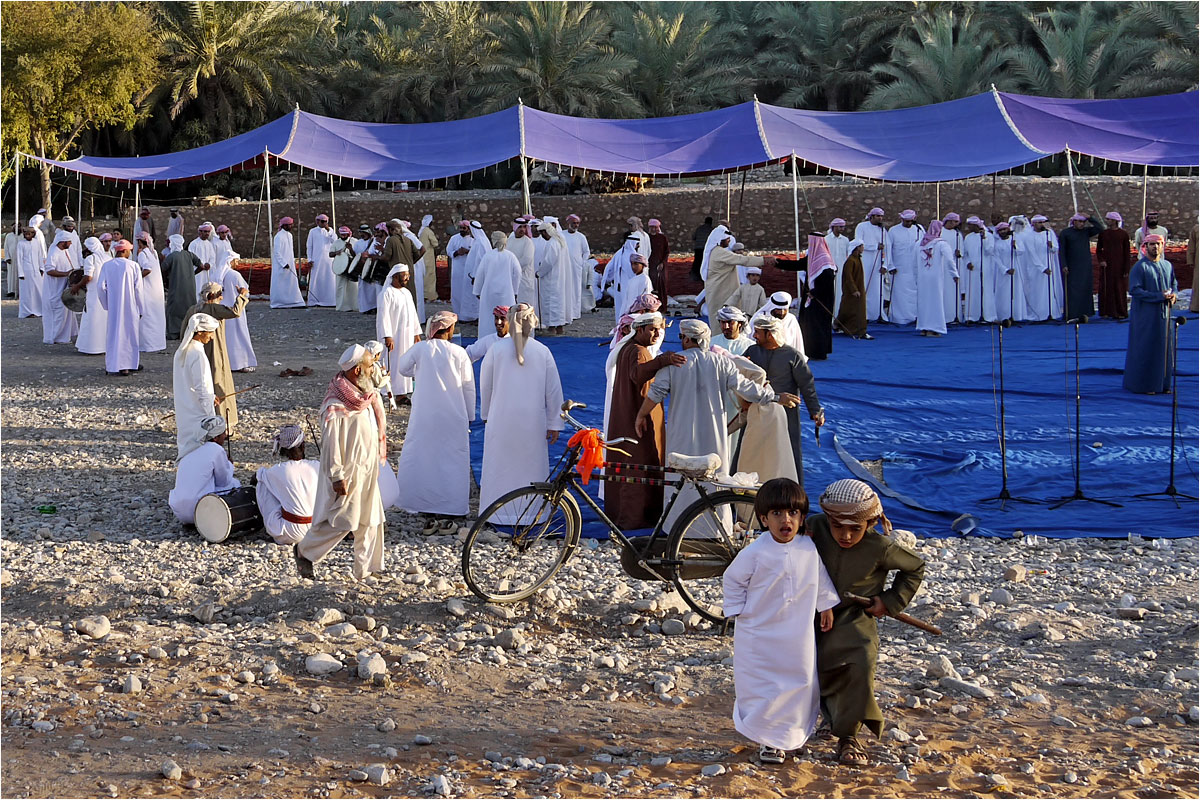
457;348;476;424
394;341;420;377
721;543;757;618
95;267;110;310
479;347;496;421
544;349;564;431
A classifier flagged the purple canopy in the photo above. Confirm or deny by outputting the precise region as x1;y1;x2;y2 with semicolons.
26;91;1198;184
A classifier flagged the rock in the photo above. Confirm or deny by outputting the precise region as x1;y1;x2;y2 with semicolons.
1063;770;1078;784
495;629;526;650
701;764;726;777
147;646;167;660
446;598;468;617
1126;716;1153;727
414;734;432;745
431;775;452;796
896;766;911;781
363;765;390;786
960;591;981;605
989;588;1014;606
325;622;357;637
347;769;369;782
1189;706;1199;722
1003;565;1027;582
986;773;1007;786
485;604;516;620
593;772;612;786
305;653;343;676
314;608;344;625
885;728;911;742
938;677;994;699
75;615;111;640
0;569;12;588
1051;715;1078;729
161;760;182;781
927;655;961;680
377;718;397;732
650;756;672;767
661;619;687;636
1117;607;1147;621
892;529;918;549
350;615;376;631
1117;593;1137;609
123;675;142;694
235;670;255;684
31;721;54;732
357;652;387;680
191;603;215;624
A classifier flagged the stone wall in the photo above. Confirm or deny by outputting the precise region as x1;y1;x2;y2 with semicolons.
117;176;1197;259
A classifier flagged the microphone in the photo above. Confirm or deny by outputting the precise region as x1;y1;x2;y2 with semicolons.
1175;316;1187;326
1065;316;1089;325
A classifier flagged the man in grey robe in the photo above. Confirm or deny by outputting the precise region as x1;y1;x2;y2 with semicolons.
743;314;825;483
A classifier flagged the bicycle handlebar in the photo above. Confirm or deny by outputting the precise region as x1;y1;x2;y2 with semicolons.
560;399;639;447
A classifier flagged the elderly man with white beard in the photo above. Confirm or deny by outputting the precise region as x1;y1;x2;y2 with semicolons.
295;345;388;582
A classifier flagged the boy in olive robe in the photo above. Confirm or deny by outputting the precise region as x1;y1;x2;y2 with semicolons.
811;479;925;766
182;281;249;430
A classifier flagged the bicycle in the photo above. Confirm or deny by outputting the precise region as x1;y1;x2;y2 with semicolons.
460;400;763;623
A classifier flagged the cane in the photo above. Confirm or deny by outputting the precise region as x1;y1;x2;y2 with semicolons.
1009;239;1017;324
1045;231;1054;322
875;247;886;323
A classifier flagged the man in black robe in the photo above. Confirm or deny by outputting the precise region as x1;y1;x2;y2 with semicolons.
1059;213;1103;320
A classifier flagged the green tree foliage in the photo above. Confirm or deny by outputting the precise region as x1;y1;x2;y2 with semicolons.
477;1;636;116
1;1;159;205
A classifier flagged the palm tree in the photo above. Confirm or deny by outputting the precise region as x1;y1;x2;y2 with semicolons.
1005;3;1157;98
862;8;1017;109
146;1;339;142
753;2;877;111
477;1;636;117
1114;2;1199;96
346;3;498;123
610;6;753;117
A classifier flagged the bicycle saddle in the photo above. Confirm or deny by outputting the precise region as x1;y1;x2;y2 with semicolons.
666;452;722;480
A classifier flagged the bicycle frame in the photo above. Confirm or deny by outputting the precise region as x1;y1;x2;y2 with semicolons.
542;439;723;585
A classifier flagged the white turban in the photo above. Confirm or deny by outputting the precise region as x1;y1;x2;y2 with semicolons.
339;343;368;369
680;318;711;347
83;236;103;257
385;263;410;283
769;291;792;308
364;340;385;357
848;238;865;253
752;314;782;333
200;415;227;440
420;214;433;230
631;311;663;328
271;424;304;454
51;230;71;247
167;234;185;254
717;305;747;323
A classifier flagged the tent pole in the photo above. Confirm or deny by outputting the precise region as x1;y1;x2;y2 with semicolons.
520;157;531;216
329;173;336;231
1141;164;1149;223
935;182;941;218
792;152;801;260
725;174;731;222
134;183;140;257
14;153;20;248
1065;150;1080;213
264;150;274;260
77;173;82;228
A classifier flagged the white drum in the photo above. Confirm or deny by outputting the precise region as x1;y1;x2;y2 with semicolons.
194;487;263;543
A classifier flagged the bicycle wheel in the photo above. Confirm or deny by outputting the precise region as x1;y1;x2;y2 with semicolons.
462;485;581;603
666;489;761;624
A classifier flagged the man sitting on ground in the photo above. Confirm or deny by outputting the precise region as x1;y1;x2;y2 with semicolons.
168;415;239;525
255;424;320;547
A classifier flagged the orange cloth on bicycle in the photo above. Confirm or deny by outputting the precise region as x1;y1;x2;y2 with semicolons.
568;428;605;485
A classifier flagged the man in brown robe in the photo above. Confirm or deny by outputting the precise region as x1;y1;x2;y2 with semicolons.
604;312;684;530
384;221;420;309
647;219;670;306
835;240;870;339
181;281;249;430
1096;211;1132;320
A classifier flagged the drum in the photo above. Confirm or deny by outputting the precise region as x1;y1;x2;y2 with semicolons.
194;487;263;543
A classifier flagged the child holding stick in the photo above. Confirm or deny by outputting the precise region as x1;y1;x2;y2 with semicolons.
811;479;926;766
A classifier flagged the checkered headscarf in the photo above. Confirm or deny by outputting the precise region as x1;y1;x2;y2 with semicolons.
819;479;891;535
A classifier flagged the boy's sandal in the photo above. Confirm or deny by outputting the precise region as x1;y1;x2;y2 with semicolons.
838;738;868;766
758;745;786;764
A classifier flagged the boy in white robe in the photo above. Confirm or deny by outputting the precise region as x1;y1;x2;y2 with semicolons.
616;254;654;319
393;310;476;517
725;267;767;317
478;304;564;523
255;424;319;546
95;240;145;374
376;265;422;401
169;415;240;524
723;478;839;763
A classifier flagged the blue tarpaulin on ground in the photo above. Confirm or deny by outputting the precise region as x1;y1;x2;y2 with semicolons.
465;315;1199;540
28;91;1198;183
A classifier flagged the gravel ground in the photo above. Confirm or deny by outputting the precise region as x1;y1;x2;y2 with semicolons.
2;298;1198;799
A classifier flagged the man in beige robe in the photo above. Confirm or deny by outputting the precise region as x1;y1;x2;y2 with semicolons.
418;214;440;303
295;344;387;581
704;229;776;320
181;281;249;430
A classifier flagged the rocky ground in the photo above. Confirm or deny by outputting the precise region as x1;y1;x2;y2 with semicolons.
2;298;1198;799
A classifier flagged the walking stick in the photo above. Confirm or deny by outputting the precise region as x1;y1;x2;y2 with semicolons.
1045;231;1054;321
875;246;886;323
843;592;942;635
305;413;322;456
1008;239;1017;324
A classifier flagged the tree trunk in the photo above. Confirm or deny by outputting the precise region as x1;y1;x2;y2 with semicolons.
39;162;52;215
444;88;460;190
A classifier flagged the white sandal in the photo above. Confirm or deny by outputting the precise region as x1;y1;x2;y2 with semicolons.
758;745;786;764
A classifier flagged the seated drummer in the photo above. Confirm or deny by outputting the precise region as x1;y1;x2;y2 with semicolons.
254;424;319;546
169;415;240;525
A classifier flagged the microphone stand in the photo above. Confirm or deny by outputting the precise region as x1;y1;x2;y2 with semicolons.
981;320;1039;508
1049;319;1122;508
1134;315;1197;504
